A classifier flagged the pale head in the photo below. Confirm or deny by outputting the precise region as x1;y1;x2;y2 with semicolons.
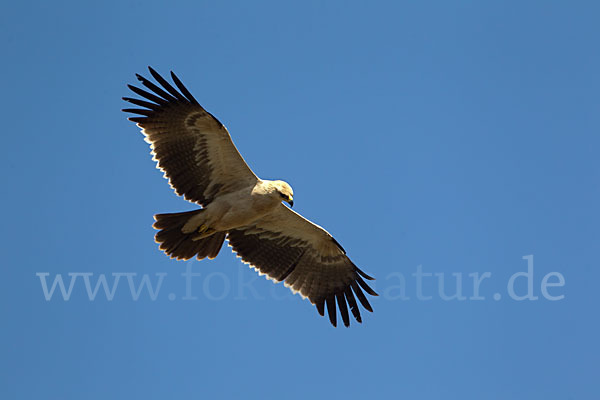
269;180;294;207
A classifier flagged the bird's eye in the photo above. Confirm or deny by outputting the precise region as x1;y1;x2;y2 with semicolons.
279;192;287;199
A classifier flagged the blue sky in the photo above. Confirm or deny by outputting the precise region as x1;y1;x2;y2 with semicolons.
1;1;598;399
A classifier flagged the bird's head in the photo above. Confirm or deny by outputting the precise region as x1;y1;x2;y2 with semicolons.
272;180;294;208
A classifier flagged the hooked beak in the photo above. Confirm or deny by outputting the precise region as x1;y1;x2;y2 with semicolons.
287;198;294;208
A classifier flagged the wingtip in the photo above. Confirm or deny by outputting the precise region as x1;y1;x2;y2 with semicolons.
356;267;376;280
148;66;161;81
351;281;374;313
356;275;378;297
326;296;337;327
316;299;325;317
341;314;350;327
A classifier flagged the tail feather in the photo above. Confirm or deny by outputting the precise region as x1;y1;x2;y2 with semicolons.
153;210;225;260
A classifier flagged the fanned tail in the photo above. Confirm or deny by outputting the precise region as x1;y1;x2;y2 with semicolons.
153;210;225;260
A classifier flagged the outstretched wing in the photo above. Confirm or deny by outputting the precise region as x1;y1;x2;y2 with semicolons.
123;67;258;206
227;205;377;327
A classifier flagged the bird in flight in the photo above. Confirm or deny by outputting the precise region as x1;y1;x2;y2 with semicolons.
122;67;377;327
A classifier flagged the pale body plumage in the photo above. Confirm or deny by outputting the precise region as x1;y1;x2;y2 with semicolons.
123;67;377;327
183;180;293;235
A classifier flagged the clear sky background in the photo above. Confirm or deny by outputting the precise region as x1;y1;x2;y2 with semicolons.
1;1;598;399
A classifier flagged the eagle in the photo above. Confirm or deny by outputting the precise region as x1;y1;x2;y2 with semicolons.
122;67;377;327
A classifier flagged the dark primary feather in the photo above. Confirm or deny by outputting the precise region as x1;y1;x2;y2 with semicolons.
336;292;350;327
126;84;167;105
344;286;362;323
122;108;153;116
170;71;199;104
326;296;337;327
122;67;256;206
136;72;178;102
122;97;160;110
148;66;187;102
227;217;377;328
351;281;373;312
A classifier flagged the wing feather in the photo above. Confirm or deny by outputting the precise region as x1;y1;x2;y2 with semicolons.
326;296;337;327
123;67;258;206
147;66;187;101
336;291;350;327
170;71;200;104
344;286;362;323
227;205;377;327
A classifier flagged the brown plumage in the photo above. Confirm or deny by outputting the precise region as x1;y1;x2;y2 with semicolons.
123;67;377;327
